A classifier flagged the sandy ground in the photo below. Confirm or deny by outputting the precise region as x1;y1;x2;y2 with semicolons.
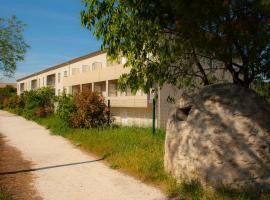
0;110;166;200
0;134;42;200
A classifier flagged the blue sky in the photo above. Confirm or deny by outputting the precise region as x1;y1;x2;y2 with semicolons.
1;0;101;82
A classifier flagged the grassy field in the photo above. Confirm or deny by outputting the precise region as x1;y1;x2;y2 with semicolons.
1;109;268;200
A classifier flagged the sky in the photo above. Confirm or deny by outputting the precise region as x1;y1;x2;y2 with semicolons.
0;0;101;82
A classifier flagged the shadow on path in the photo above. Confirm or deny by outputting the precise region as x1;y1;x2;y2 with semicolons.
0;158;104;176
0;134;42;200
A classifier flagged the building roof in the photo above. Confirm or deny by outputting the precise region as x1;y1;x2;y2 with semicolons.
17;50;105;82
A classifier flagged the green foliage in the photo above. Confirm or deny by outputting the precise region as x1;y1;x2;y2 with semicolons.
81;0;270;91
35;114;72;136
1;87;54;119
22;87;54;118
253;81;270;103
56;93;76;123
0;16;29;78
23;87;54;110
0;85;16;109
70;91;111;128
2;88;110;128
3;93;22;110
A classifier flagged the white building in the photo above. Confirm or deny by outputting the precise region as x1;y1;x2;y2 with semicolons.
17;51;181;128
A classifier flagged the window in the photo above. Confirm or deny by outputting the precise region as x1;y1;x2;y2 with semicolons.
43;77;45;86
92;62;102;71
64;70;67;77
58;73;61;83
82;65;90;72
72;68;80;75
20;83;25;92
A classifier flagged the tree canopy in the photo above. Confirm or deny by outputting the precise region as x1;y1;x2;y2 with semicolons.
81;0;270;92
0;16;29;78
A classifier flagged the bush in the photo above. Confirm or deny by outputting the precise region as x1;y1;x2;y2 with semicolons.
3;94;23;110
70;91;111;128
2;87;111;128
56;94;76;122
35;106;46;117
23;87;54;118
0;85;16;109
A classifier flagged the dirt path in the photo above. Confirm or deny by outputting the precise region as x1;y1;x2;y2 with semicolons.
0;134;41;200
0;111;165;200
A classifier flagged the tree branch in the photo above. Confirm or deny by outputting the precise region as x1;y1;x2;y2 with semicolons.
192;50;210;85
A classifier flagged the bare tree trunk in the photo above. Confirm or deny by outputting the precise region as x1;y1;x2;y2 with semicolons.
225;62;252;88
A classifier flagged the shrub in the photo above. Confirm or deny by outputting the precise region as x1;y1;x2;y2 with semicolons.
24;88;53;109
24;87;53;114
3;93;23;110
70;91;111;128
23;87;54;117
56;94;76;122
0;85;16;109
35;106;46;117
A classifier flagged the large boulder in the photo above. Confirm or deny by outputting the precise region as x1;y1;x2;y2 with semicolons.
165;83;270;189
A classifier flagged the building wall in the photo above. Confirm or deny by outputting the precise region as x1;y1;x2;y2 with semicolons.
17;65;69;95
111;107;154;127
16;51;180;128
157;84;183;128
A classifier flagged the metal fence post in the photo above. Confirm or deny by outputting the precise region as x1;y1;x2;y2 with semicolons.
152;98;156;135
107;99;111;126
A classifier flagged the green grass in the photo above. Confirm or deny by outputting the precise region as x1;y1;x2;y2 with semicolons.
6;111;270;200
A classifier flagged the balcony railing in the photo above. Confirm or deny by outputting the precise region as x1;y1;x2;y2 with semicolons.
105;95;149;108
63;64;130;86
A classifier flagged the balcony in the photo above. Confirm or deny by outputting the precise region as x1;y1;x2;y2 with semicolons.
19;83;25;94
31;79;38;90
82;83;92;92
106;95;149;108
47;74;56;88
64;64;150;108
72;85;80;95
63;64;130;86
93;81;105;96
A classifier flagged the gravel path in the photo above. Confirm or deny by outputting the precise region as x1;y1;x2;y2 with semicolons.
0;111;165;200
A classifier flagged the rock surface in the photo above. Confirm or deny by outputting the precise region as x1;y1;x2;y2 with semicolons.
165;83;270;189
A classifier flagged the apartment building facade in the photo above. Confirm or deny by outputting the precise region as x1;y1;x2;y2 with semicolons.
17;51;180;128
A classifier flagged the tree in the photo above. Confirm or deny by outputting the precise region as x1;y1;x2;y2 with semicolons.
81;0;270;92
0;16;29;78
